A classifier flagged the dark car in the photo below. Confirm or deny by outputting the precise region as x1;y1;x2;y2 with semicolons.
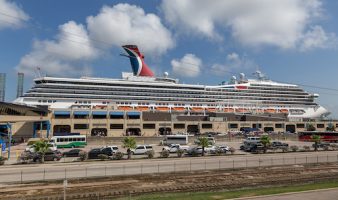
312;142;330;149
62;149;82;157
88;147;113;159
33;151;62;162
88;148;102;159
271;141;289;148
100;147;114;156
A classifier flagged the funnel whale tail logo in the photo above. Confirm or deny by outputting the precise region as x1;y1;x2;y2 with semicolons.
122;45;154;77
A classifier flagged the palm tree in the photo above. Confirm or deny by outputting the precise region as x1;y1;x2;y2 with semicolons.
326;123;335;132
306;123;316;131
198;137;210;156
260;135;271;154
311;135;321;151
122;137;136;159
33;140;50;163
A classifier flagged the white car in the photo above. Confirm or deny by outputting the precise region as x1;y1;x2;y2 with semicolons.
209;145;230;154
162;144;190;153
130;145;153;155
25;143;57;152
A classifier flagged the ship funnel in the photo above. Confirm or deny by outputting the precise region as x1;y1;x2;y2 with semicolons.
122;45;154;77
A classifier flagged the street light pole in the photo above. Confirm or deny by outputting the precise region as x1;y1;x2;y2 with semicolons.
7;123;11;160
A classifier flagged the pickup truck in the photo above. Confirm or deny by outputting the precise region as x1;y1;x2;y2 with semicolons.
163;144;190;153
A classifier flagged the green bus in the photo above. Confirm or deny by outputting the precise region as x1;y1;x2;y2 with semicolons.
50;135;87;148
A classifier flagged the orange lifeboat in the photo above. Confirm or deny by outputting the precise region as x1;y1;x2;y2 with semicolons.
264;109;276;113
236;108;249;113
136;106;149;111
156;107;169;111
224;108;235;113
118;106;132;111
206;108;217;112
172;107;185;111
191;107;204;112
256;109;264;113
93;105;107;109
280;109;289;114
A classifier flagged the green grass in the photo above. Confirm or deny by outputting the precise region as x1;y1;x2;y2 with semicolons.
116;180;338;200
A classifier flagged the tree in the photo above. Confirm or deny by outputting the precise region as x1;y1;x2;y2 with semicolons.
33;140;51;163
306;123;316;131
197;137;210;156
326;123;335;132
311;135;321;151
122;137;136;159
260;135;271;154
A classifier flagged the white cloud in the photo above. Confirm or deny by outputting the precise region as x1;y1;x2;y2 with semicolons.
211;52;257;76
161;0;337;50
226;53;240;62
87;3;174;56
0;0;29;30
16;21;97;77
171;54;202;77
300;25;338;51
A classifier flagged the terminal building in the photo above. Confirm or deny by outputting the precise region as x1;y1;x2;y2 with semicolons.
1;102;337;139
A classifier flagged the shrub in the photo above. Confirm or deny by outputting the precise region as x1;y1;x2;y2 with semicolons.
78;151;88;161
281;146;289;153
18;151;33;164
229;147;236;155
330;144;338;151
98;154;109;160
113;152;124;160
190;150;199;157
0;156;7;165
290;145;299;152
177;149;184;158
303;145;311;152
160;149;170;158
215;147;224;156
145;150;155;159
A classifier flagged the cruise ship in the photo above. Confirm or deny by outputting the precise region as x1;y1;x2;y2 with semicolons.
14;45;329;119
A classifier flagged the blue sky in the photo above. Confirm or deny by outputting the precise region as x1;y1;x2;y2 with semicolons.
1;0;338;117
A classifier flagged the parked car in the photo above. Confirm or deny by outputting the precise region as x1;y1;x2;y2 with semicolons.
312;142;330;149
130;145;153;155
271;141;289;148
100;147;114;156
33;151;62;162
244;137;261;143
104;146;119;154
162;144;190;153
186;147;203;155
26;143;57;153
186;146;214;155
209;145;230;154
62;149;82;157
247;143;265;153
88;148;103;159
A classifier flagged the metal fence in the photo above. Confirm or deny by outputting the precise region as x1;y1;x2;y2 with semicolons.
1;153;338;184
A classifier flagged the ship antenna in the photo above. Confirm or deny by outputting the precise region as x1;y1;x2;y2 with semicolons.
35;66;42;78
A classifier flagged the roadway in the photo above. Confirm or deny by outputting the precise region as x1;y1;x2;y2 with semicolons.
0;151;337;184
